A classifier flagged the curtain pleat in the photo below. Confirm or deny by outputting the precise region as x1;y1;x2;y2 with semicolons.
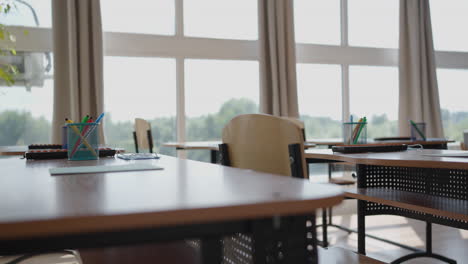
51;0;105;143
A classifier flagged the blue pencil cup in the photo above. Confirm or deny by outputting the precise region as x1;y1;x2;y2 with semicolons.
410;122;426;141
67;122;99;160
343;122;367;145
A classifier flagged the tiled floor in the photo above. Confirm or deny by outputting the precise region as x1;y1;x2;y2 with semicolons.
320;201;468;264
0;251;81;264
311;163;468;264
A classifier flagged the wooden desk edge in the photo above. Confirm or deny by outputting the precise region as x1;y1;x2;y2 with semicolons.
345;189;468;222
0;195;344;240
305;151;468;170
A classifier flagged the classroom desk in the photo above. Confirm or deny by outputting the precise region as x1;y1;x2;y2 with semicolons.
0;155;343;263
307;138;454;187
0;146;28;156
163;141;317;163
305;149;468;263
308;138;454;149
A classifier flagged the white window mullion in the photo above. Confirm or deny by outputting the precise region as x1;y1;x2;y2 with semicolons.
175;0;184;37
175;0;186;158
341;0;349;123
341;0;348;46
342;64;350;122
176;57;186;158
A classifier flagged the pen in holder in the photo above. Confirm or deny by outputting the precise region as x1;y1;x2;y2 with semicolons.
409;121;426;141
343;120;367;145
67;122;99;160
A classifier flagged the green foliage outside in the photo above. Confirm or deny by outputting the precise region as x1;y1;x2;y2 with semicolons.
0;110;49;145
1;98;468;160
0;0;19;85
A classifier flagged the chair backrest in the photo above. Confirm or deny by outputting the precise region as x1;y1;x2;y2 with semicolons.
282;117;306;141
221;114;307;178
463;130;468;150
133;118;154;153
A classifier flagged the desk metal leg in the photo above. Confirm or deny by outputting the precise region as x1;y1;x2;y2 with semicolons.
357;164;366;255
210;150;218;164
321;208;328;248
357;200;366;255
252;215;318;264
201;237;222;264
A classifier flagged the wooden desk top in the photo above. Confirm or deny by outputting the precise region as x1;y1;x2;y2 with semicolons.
305;149;468;170
308;138;454;146
0;146;27;156
0;155;342;239
163;141;316;150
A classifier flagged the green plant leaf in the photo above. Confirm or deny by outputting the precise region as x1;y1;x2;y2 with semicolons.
9;48;15;55
6;64;18;74
0;67;15;85
23;29;29;36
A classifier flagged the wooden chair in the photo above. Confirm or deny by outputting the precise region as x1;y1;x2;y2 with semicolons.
220;114;382;263
282;116;306;141
463;130;468;150
221;114;307;178
133;118;154;153
281;118;355;247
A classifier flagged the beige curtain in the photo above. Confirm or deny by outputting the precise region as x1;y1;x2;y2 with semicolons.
399;0;444;138
51;0;105;143
258;0;299;117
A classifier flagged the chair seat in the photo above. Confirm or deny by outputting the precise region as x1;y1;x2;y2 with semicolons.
319;247;386;264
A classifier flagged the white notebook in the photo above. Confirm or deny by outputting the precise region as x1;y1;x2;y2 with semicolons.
50;163;163;175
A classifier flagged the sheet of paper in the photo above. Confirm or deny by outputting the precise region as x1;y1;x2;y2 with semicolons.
116;153;159;160
50;163;163;175
422;151;468;158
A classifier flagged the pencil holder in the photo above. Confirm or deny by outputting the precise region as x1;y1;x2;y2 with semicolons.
343;121;367;145
67;122;99;160
410;122;426;141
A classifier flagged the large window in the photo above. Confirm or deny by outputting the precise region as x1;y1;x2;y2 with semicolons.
0;1;53;146
101;0;175;35
430;0;468;52
294;0;340;45
430;1;468;139
295;0;399;141
184;59;259;161
437;69;468;141
100;0;259;161
297;64;342;139
348;0;399;49
2;0;52;27
184;0;258;40
103;57;176;155
349;66;398;138
8;0;468;151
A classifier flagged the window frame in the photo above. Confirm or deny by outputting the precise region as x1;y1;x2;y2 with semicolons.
295;0;468;127
10;0;468;146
